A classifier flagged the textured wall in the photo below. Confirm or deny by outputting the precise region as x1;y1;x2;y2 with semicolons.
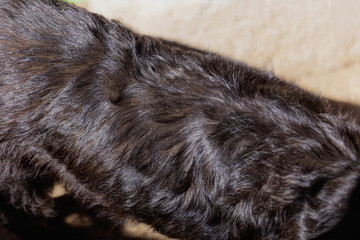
86;0;360;104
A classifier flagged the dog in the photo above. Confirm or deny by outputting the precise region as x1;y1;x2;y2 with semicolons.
0;0;360;239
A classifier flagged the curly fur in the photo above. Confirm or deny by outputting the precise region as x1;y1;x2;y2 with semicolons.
0;0;360;239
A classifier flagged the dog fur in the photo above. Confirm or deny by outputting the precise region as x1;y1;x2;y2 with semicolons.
0;0;360;239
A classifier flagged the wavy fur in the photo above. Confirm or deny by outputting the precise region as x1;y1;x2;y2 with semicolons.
0;0;360;239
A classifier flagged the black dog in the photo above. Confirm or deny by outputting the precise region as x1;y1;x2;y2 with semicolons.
1;0;360;239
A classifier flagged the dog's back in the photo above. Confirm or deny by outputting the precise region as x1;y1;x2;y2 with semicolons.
1;1;360;239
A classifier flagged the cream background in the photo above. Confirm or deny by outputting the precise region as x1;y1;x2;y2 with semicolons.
86;0;360;104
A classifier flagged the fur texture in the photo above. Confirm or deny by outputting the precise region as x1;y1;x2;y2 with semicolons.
0;0;360;239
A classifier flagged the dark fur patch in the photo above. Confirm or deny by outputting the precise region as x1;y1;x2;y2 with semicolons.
1;0;360;239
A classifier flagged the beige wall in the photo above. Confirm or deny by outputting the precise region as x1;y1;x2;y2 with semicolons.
86;0;360;104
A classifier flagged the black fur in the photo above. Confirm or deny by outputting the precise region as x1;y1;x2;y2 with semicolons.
0;0;360;239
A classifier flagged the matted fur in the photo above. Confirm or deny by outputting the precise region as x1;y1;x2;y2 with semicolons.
0;0;360;239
